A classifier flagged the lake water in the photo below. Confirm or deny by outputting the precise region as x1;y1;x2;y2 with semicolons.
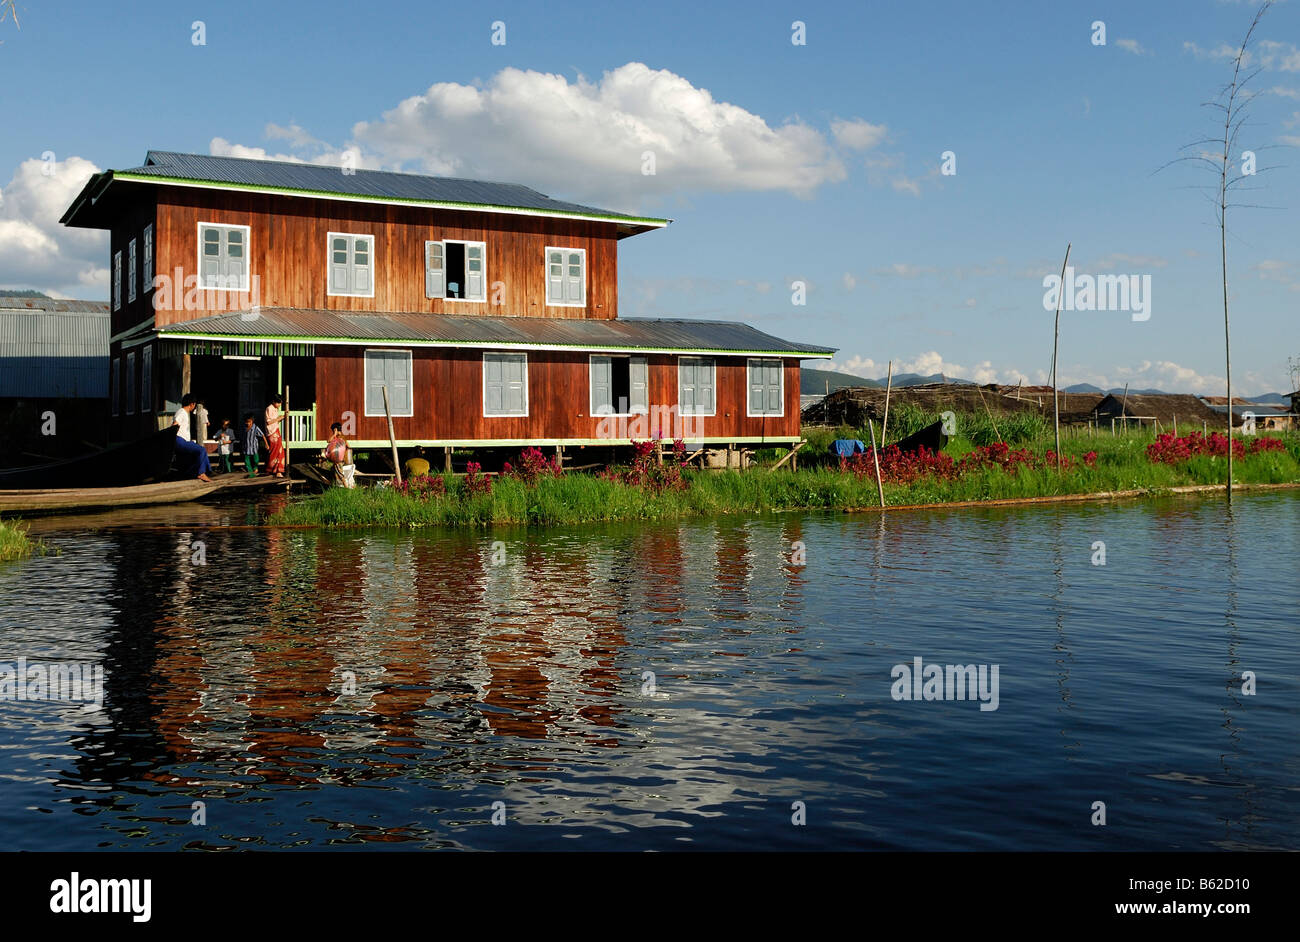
1;493;1297;851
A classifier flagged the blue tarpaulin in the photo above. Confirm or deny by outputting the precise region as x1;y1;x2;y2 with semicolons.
831;439;866;458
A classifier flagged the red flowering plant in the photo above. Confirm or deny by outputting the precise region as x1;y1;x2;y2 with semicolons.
391;473;447;500
1146;431;1245;464
602;437;689;491
509;446;563;483
461;461;493;496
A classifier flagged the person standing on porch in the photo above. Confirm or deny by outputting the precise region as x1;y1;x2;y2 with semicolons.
195;398;210;445
173;394;213;482
265;395;287;478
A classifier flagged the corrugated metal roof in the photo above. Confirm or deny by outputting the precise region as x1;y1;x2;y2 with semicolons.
156;308;836;357
0;298;109;397
109;151;668;225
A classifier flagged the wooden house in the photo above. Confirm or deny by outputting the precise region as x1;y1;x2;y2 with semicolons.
61;151;833;462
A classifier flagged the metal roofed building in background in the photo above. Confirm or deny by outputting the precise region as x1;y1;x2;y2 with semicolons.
153;308;837;358
62;151;671;238
0;296;110;398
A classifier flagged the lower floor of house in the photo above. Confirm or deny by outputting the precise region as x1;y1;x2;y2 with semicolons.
107;338;809;460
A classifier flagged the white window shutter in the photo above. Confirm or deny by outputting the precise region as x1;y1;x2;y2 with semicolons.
426;242;444;299
506;355;526;414
353;238;372;294
466;244;484;300
629;357;648;413
749;363;764;414
701;360;715;414
547;251;563;303
485;356;503;414
591;356;612;414
566;252;583;303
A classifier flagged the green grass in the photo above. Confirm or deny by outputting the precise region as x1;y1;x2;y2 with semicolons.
271;427;1300;529
0;519;51;561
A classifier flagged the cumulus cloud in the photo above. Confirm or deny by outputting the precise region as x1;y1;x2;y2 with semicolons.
1184;39;1300;71
1115;38;1148;56
339;63;882;208
0;155;106;297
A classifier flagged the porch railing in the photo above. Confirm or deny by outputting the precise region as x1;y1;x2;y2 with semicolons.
286;406;316;445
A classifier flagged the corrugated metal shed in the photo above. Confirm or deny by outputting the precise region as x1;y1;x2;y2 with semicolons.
0;297;110;397
156;308;836;357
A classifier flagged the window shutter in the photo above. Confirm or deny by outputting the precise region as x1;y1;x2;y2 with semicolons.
391;351;411;415
143;224;153;287
112;252;122;311
629;356;648;413
330;236;350;295
766;361;782;412
128;239;137;302
353;238;372;295
426;241;444;299
701;361;715;414
749;363;765;414
485;355;503;414
679;359;696;414
505;355;526;415
201;228;220;287
547;250;563;303
225;228;245;288
591;356;612;414
466;244;484;300
565;251;583;303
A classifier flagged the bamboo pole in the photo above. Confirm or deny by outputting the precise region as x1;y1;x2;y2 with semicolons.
867;419;885;509
975;383;1002;443
769;440;806;473
1050;243;1072;472
881;361;894;443
382;386;401;484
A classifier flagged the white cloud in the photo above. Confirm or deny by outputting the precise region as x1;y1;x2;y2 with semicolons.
334;63;882;208
0;155;106;297
890;176;921;197
842;272;857;291
1184;39;1300;71
831;118;888;151
872;262;937;278
1266;85;1300;99
1115;38;1148;56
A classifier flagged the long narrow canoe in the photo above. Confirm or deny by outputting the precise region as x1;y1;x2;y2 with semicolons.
0;478;221;515
0;426;180;490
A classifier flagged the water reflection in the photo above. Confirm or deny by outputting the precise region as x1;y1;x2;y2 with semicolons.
0;493;1297;850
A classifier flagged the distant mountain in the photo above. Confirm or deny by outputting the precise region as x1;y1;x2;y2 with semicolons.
0;289;51;299
1064;383;1105;394
1250;392;1291;405
801;368;882;395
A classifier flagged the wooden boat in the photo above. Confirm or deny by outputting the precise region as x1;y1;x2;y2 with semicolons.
0;426;179;490
0;478;221;515
894;420;948;454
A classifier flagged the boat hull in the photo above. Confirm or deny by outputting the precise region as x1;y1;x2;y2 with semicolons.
0;426;179;489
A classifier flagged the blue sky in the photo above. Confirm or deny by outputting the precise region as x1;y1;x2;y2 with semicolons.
1;0;1297;393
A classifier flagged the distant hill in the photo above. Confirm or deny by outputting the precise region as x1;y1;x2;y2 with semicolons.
0;289;51;299
805;368;1288;403
801;368;882;395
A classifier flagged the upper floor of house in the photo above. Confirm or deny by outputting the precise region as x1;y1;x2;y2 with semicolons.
61;151;670;336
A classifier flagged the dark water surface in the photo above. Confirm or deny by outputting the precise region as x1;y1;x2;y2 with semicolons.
1;493;1297;851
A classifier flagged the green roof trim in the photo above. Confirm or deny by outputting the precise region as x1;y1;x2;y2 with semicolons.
155;327;830;358
112;172;671;227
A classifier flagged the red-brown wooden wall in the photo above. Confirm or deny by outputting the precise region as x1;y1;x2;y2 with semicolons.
312;347;802;442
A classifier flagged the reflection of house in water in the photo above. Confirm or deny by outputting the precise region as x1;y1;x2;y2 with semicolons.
74;518;808;794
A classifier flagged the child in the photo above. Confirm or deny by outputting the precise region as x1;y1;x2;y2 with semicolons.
216;419;236;474
243;414;268;477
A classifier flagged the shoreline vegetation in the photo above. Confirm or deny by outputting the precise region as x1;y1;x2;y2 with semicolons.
270;410;1300;529
0;519;51;561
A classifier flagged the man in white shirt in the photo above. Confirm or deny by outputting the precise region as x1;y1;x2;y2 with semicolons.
173;394;213;481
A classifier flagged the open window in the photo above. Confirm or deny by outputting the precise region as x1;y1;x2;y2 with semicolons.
591;355;647;415
426;240;485;301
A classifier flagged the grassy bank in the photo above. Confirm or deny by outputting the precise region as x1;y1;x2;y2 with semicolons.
271;425;1300;528
0;519;49;561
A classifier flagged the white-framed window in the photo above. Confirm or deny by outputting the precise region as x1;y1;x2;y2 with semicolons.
127;238;137;303
143;223;154;289
110;357;120;417
364;348;412;417
747;358;784;417
679;356;716;416
124;351;137;415
140;346;152;414
545;246;586;306
198;222;250;291
112;250;122;311
590;354;648;415
426;239;486;301
483;352;528;417
328;232;375;297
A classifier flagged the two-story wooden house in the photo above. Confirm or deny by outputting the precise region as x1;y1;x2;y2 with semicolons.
61;151;833;463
